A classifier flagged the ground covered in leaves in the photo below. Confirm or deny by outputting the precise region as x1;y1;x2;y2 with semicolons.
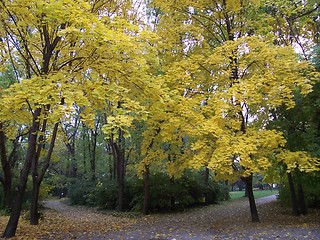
0;195;319;239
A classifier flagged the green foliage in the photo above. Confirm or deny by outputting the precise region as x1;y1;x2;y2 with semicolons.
212;181;230;202
67;171;229;212
299;173;320;208
312;45;320;72
68;179;96;206
278;172;320;209
94;181;118;209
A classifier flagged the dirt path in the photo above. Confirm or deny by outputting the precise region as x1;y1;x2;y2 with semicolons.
43;196;320;240
43;199;104;219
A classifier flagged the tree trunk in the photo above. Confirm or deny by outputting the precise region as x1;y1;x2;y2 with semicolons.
30;122;59;225
170;176;175;210
295;169;307;215
298;181;307;215
143;165;151;215
244;185;248;197
2;181;12;210
242;175;260;223
66;143;77;178
287;172;300;216
2;108;41;238
110;128;126;212
116;145;125;211
0;123;12;209
30;180;40;225
90;128;97;181
204;167;210;205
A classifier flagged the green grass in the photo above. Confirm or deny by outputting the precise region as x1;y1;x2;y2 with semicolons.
229;189;278;201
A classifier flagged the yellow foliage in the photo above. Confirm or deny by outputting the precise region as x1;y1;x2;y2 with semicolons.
277;150;320;173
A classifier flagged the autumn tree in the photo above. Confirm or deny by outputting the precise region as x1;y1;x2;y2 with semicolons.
0;0;158;237
263;0;320;215
150;0;317;223
0;57;24;210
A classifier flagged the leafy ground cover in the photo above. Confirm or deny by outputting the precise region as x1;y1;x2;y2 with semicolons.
0;195;319;239
229;190;278;201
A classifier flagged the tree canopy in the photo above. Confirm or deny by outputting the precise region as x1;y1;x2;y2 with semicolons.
0;0;319;237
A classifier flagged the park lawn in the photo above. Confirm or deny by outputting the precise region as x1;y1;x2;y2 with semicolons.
229;190;278;201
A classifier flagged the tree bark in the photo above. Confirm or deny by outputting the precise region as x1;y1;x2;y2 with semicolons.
90;128;97;181
30;122;59;225
294;169;307;215
143;164;151;215
116;143;125;211
110;130;126;211
298;181;307;215
170;175;175;210
242;175;260;222
30;180;40;225
204;167;210;205
0;123;12;209
287;172;300;216
2;108;41;238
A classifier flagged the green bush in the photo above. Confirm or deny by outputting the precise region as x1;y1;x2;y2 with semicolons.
94;180;118;209
300;173;320;208
278;172;320;209
68;179;95;206
278;186;291;207
126;177;144;211
67;171;231;212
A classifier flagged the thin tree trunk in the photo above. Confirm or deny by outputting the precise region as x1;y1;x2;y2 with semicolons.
298;181;307;215
244;184;248;197
30;112;48;225
30;122;59;225
90;128;97;181
109;154;113;180
116;144;125;211
242;175;260;223
30;181;40;225
204;167;210;205
111;127;126;212
0;122;12;209
143;165;150;215
295;169;307;215
287;172;300;216
170;176;175;210
2;108;41;238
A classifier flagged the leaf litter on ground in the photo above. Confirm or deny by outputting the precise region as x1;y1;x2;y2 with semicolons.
0;195;319;239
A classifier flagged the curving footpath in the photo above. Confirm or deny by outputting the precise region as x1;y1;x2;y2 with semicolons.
44;195;320;240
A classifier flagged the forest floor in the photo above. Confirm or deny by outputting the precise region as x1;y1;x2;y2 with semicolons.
1;195;320;239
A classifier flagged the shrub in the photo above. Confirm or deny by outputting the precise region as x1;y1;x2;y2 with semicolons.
67;171;231;213
278;172;320;209
68;178;95;206
94;180;118;209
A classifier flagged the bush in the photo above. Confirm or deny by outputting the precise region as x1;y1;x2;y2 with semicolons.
67;171;231;213
127;171;230;212
94;180;118;209
278;172;320;209
68;178;95;206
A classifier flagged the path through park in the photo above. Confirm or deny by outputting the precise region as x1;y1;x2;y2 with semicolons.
42;195;320;240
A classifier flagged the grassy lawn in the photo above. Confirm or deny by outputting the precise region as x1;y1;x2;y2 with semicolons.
229;189;278;201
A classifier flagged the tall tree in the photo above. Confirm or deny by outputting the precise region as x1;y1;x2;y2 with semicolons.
263;0;320;215
0;0;158;237
150;0;317;222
